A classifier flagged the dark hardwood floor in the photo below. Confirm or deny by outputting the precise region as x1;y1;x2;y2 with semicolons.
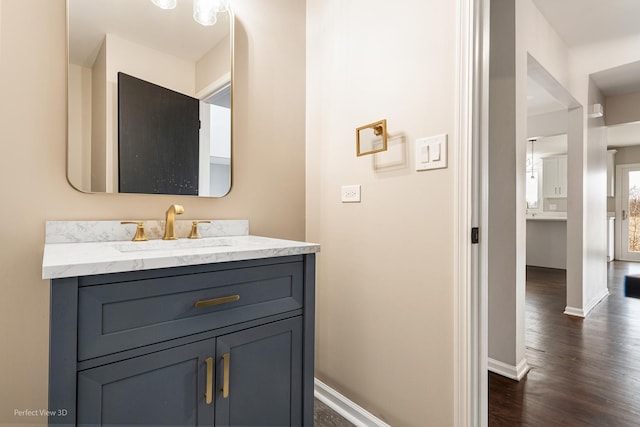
314;398;355;426
489;261;640;426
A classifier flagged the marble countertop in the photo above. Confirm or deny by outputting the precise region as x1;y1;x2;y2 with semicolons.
526;214;567;221
42;220;320;280
526;212;616;221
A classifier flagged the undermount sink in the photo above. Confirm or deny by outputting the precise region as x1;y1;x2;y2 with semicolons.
114;237;234;253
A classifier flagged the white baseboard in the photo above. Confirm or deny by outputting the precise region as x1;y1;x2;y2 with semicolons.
563;306;585;317
565;287;609;318
488;357;530;381
314;378;391;427
585;287;609;316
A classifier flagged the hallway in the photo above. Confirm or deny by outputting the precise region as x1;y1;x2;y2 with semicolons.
489;261;640;426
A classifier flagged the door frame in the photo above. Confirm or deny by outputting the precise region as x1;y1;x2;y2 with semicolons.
454;0;488;425
615;163;640;261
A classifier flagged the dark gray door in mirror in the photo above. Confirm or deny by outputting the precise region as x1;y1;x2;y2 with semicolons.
67;0;233;197
118;73;200;195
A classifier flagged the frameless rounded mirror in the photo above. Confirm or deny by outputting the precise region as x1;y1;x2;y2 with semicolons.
67;0;233;197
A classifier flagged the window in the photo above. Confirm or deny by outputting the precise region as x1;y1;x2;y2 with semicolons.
526;171;539;209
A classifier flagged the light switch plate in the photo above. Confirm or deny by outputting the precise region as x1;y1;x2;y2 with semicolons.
341;185;361;203
416;134;448;171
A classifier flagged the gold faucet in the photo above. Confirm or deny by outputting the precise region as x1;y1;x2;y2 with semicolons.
163;204;184;240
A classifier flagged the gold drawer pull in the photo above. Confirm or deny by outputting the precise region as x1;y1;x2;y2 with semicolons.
205;357;213;405
195;295;240;309
222;353;230;398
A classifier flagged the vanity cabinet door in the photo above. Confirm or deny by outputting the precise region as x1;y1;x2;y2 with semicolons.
215;317;303;427
77;338;216;427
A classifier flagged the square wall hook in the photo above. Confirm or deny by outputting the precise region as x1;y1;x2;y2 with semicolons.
356;119;387;156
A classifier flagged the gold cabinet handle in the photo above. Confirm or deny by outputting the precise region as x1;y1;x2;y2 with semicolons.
205;357;213;405
222;353;230;399
195;295;240;309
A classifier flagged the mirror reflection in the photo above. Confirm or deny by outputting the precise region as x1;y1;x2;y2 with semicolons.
67;0;233;197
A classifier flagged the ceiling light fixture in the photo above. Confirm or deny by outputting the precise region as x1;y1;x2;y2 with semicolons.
151;0;229;26
193;0;218;26
151;0;177;10
215;0;230;12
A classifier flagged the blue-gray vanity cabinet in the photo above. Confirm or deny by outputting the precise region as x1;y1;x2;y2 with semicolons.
48;254;316;427
215;317;303;426
76;261;304;360
77;338;216;426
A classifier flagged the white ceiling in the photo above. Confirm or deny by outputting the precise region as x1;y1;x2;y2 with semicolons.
532;0;640;48
68;0;229;67
590;61;640;97
527;76;566;116
528;0;640;148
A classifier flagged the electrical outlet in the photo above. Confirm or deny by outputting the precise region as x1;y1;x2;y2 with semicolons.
341;185;361;203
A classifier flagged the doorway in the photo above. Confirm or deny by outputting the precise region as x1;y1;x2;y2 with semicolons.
617;164;640;261
469;0;640;424
198;82;232;197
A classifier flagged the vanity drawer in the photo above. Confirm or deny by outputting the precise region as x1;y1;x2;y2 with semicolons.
77;261;303;360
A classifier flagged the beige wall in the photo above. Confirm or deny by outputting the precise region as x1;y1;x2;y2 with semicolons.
0;0;306;424
527;110;568;138
107;33;196;96
605;91;640;126
91;40;107;192
67;63;92;190
614;145;640;165
520;0;570;89
306;0;455;425
196;34;231;95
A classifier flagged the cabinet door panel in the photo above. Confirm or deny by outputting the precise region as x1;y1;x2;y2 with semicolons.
215;317;302;427
557;156;568;197
542;156;568;198
78;339;215;427
543;157;558;198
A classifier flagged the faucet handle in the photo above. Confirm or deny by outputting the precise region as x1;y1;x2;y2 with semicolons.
189;220;211;239
121;221;148;242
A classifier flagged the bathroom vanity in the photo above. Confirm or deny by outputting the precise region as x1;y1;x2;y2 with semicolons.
43;221;319;426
